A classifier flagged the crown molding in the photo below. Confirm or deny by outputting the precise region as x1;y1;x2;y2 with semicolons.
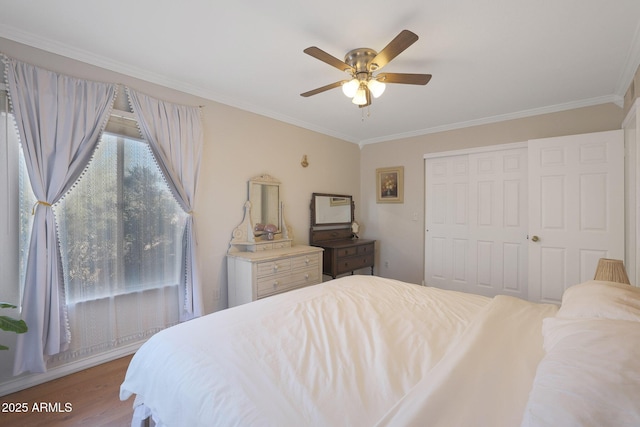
358;94;622;147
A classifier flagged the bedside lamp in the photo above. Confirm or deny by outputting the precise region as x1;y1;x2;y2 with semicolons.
593;258;630;285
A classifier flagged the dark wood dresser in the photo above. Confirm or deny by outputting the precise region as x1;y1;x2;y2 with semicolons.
310;227;375;279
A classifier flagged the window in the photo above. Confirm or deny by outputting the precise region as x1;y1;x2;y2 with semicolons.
1;69;193;375
1;92;15;304
52;133;188;303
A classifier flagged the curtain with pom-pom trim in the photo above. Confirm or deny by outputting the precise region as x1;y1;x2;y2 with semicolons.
3;56;116;375
127;88;203;321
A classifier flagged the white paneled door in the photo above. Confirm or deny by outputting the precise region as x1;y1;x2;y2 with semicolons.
528;130;624;303
425;146;528;299
425;154;471;292
425;130;624;303
468;148;528;298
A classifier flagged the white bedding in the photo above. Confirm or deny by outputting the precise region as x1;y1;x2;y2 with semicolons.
122;276;638;427
120;276;489;426
376;295;558;427
521;280;640;427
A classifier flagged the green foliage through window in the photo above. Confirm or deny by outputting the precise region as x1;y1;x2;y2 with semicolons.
53;134;187;303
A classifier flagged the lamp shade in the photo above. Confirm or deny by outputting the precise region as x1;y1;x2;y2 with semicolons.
367;79;386;98
352;86;368;105
593;258;630;285
342;79;359;98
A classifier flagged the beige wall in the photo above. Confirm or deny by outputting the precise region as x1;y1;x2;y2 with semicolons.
359;104;624;285
200;107;361;311
0;38;361;315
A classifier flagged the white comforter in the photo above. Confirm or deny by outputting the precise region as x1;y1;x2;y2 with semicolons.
376;294;558;427
120;276;555;426
120;276;488;426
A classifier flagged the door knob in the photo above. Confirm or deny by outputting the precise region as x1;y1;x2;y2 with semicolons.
531;235;540;242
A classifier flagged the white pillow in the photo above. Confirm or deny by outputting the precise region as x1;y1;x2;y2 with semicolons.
521;317;640;427
556;280;640;322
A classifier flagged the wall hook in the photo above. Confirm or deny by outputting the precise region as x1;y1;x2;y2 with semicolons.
301;155;309;168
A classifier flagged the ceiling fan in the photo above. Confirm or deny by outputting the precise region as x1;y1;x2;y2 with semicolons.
300;30;432;108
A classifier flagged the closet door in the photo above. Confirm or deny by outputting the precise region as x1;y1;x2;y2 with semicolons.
528;130;624;303
425;147;528;299
424;155;471;293
468;148;528;298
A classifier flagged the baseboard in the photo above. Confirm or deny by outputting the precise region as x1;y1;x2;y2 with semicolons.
0;342;143;397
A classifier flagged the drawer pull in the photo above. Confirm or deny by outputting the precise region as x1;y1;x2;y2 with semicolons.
305;258;310;264
305;273;309;280
273;281;279;289
273;264;279;271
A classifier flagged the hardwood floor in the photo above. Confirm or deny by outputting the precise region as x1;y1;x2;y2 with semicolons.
0;355;135;427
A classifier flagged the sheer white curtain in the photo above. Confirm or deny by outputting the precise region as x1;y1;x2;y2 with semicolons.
127;89;204;320
47;132;185;366
3;56;116;374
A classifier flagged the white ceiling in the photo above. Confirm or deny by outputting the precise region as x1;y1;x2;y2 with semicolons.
1;1;640;145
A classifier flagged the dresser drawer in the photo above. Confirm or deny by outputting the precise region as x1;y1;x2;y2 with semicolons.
272;240;292;249
291;253;320;270
256;266;320;298
256;259;291;277
256;272;290;297
358;243;374;255
337;247;358;257
336;255;374;275
289;268;321;289
254;243;273;251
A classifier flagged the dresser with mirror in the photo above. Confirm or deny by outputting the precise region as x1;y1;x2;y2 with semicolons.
309;193;375;279
227;175;323;307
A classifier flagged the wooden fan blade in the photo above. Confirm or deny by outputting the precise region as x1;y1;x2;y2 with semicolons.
369;30;419;71
376;73;432;85
304;47;355;73
300;81;346;97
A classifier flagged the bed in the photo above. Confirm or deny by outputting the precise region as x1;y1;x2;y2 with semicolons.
119;275;640;427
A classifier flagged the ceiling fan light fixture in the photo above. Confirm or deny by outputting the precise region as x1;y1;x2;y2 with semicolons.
301;30;431;110
342;79;360;98
352;86;368;105
367;79;386;98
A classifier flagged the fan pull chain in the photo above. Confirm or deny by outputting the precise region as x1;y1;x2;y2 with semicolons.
360;106;371;122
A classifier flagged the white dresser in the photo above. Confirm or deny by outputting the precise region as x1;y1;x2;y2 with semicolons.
227;245;323;307
227;174;324;307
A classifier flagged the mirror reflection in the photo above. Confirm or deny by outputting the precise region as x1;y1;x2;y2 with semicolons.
249;177;280;233
313;193;352;226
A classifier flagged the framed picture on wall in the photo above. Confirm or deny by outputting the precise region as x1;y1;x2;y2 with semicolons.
376;166;404;203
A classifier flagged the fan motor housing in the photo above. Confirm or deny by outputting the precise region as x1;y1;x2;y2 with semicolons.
344;48;378;74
